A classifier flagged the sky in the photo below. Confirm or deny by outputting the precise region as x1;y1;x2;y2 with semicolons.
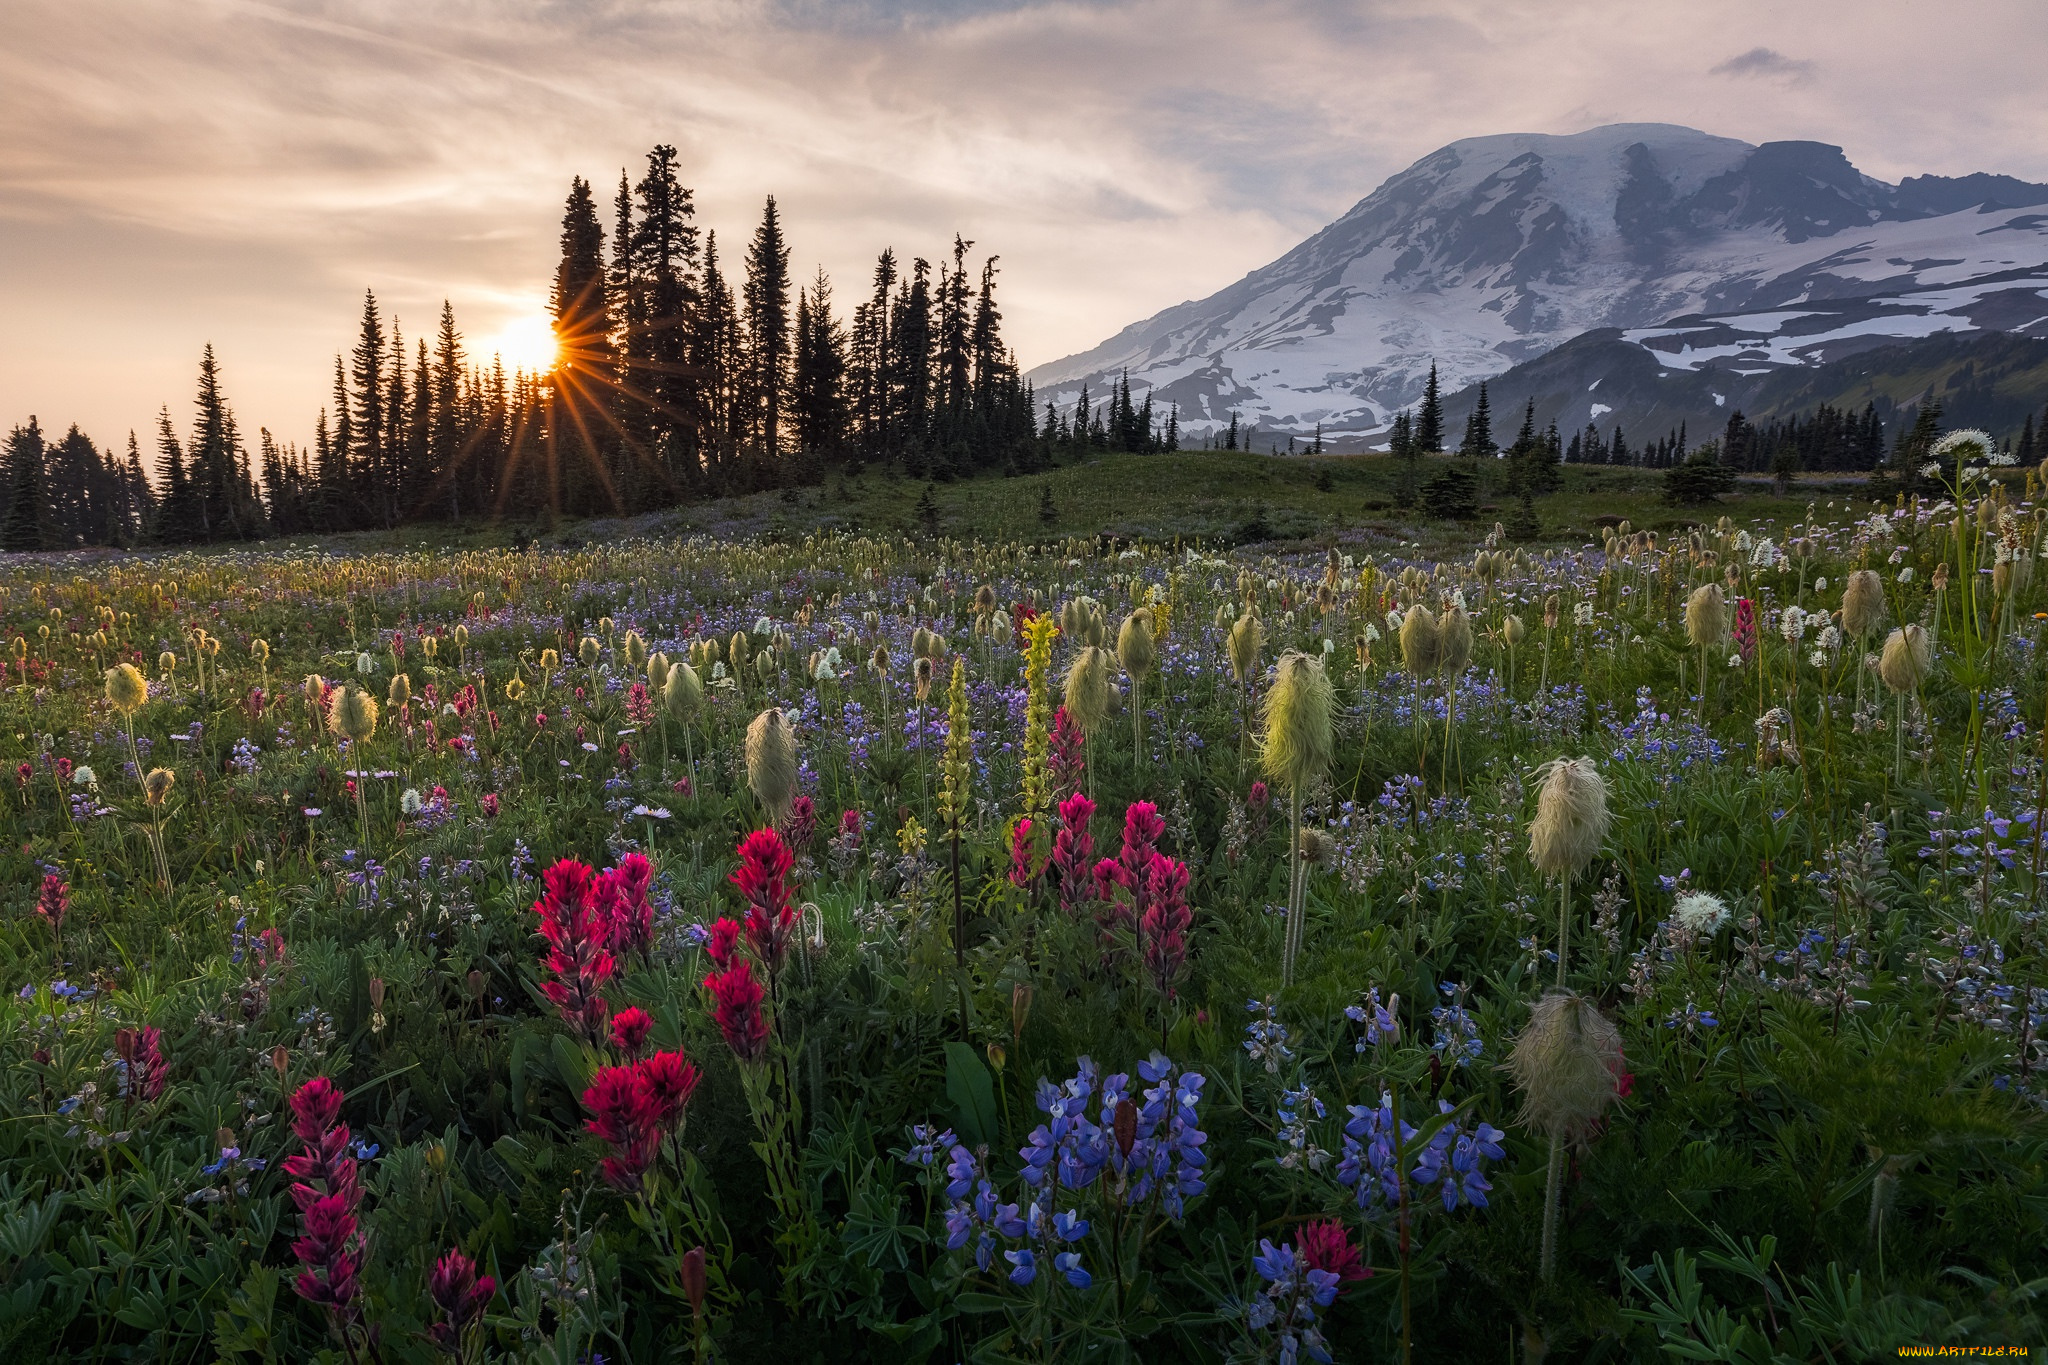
4;0;2046;453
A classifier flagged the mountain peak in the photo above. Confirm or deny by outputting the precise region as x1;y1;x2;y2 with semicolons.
1028;125;2048;448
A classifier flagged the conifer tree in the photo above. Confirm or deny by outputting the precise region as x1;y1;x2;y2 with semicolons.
1;417;52;552
349;291;385;523
791;269;848;463
743;196;793;468
550;175;614;514
1458;382;1495;459
433;301;465;518
1416;362;1444;453
891;258;933;473
630;145;699;489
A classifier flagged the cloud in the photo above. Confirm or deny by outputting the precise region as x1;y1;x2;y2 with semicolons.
1710;47;1816;83
2;0;2046;451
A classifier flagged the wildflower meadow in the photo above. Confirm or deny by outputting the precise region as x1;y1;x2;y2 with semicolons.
4;431;2048;1362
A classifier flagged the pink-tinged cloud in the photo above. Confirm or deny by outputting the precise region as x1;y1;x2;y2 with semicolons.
3;0;2044;451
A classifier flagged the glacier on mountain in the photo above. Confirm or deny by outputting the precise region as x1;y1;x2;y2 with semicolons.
1025;123;2048;448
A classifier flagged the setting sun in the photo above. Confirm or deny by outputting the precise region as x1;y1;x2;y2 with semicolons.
484;308;560;375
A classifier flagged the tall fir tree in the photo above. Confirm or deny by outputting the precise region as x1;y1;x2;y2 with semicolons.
743;196;793;469
1458;382;1495;459
1;417;52;552
629;145;699;494
790;268;848;462
550;175;615;515
1416;362;1444;453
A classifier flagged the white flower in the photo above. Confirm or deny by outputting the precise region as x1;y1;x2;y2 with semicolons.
1385;610;1405;632
1814;577;1828;592
1321;638;1335;655
1450;589;1468;611
1574;602;1595;626
400;788;423;815
1673;891;1731;936
1363;624;1382;643
1962;466;1986;483
1933;429;1997;462
1818;625;1841;650
1734;530;1754;552
711;661;728;680
1898;567;1914;583
1808;648;1827;668
441;702;458;717
1920;462;1942;478
71;765;96;788
753;616;775;636
1728;653;1743;668
1991;451;2018;467
1751;539;1779;568
355;652;376;674
1779;606;1807;642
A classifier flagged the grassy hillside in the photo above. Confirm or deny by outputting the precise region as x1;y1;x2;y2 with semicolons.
266;451;1857;563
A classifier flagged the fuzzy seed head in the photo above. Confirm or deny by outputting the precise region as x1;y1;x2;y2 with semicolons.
387;673;411;707
1259;650;1335;793
646;652;670;692
1528;756;1610;881
158;650;177;676
664;659;703;716
329;686;379;743
303;673;325;704
1398;604;1440;678
1841;569;1887;638
452;624;469;649
105;663;149;715
1116;611;1156;682
252;639;270;663
1684;584;1727;648
143;767;176;805
1505;990;1624;1145
623;631;648;670
579;636;602;668
1878;624;1932;694
1063;645;1114;738
1502;614;1526;647
745;707;799;826
1228;611;1264;682
1437;604;1474;677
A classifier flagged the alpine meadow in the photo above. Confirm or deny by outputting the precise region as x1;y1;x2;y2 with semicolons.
7;9;2048;1363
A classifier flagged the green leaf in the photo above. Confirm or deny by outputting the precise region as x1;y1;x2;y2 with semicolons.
945;1041;1000;1149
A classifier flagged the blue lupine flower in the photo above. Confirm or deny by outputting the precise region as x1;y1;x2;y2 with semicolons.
1054;1251;1091;1288
1005;1249;1036;1285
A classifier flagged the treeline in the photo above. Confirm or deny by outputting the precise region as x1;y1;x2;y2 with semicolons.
3;144;1083;549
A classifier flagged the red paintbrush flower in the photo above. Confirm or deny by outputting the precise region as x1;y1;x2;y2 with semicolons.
732;829;798;975
1139;852;1193;998
1295;1219;1369;1290
583;1064;664;1192
1050;791;1096;916
704;959;770;1063
427;1247;496;1349
35;873;66;936
1009;817;1038;887
638;1048;702;1128
704;917;742;969
533;858;616;1041
284;1077;363;1322
610;1006;654;1058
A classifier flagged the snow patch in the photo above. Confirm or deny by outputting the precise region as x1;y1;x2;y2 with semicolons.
1590;403;1613;420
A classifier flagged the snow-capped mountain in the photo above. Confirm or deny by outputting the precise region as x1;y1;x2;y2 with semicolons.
1027;123;2048;447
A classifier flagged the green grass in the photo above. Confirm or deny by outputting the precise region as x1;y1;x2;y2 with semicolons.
252;451;1876;560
